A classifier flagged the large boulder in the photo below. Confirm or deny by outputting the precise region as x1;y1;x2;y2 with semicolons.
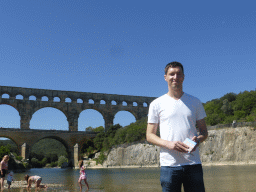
8;153;27;172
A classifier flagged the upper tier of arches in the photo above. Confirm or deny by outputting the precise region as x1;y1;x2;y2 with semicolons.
0;86;155;107
0;86;156;131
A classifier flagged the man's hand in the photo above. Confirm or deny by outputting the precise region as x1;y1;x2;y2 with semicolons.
190;118;208;153
147;123;190;153
191;136;200;152
165;140;190;153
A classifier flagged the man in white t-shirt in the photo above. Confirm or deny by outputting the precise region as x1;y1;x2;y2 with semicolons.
146;61;208;192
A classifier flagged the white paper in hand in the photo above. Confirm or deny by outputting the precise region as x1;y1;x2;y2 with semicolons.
183;138;197;153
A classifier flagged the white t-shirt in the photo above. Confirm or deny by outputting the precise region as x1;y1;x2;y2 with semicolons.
148;93;206;166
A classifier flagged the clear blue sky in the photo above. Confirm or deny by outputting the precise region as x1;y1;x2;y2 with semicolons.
1;0;256;132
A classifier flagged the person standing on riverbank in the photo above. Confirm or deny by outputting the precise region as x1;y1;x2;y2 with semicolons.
146;61;208;192
0;155;9;190
78;160;89;192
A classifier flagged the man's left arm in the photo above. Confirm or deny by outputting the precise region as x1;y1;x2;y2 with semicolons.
191;118;208;151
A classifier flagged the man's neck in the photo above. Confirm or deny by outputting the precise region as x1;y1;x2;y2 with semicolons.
167;88;184;100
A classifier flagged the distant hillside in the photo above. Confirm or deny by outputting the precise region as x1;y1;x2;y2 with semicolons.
0;140;18;154
203;90;256;126
0;139;67;157
31;139;67;157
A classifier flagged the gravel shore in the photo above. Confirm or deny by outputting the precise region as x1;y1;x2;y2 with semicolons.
3;180;63;189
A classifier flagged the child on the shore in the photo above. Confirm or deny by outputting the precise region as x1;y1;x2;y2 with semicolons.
24;175;47;189
78;160;89;192
7;171;14;189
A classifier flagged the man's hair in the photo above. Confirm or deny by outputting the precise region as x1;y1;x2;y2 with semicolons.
164;61;184;75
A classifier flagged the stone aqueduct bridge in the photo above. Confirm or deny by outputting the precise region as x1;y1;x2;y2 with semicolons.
0;128;97;168
0;86;155;167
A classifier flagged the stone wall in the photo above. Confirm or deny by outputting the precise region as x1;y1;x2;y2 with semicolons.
103;142;160;167
102;126;256;167
200;127;256;163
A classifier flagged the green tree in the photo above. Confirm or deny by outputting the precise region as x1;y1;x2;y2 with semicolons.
232;91;256;117
81;139;94;154
95;152;106;165
31;157;40;168
102;137;111;151
40;157;48;167
220;92;237;103
58;155;68;167
85;126;94;132
0;145;10;160
234;110;246;120
93;126;105;133
50;161;58;167
223;115;235;124
31;139;67;158
45;153;58;163
112;128;127;145
93;132;106;151
106;124;122;138
205;113;221;126
246;115;255;122
86;146;94;154
221;99;233;115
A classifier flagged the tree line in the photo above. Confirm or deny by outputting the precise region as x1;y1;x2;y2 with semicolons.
204;90;256;126
84;90;256;163
83;117;152;164
0;139;68;168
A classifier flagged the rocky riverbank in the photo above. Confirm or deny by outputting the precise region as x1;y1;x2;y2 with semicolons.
2;180;63;189
86;126;256;168
7;153;28;172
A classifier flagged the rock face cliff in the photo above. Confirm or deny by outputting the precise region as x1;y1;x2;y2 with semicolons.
103;142;160;167
103;127;256;167
200;127;256;163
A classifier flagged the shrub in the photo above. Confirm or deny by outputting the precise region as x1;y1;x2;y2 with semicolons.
31;157;40;168
246;115;255;122
16;156;23;161
22;161;30;169
40;157;48;167
96;152;106;165
0;146;10;159
50;161;58;167
58;156;68;167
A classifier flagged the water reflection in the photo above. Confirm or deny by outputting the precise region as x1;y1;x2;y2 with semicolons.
203;165;256;191
5;165;256;192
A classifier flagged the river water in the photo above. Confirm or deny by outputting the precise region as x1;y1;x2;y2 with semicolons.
6;164;256;192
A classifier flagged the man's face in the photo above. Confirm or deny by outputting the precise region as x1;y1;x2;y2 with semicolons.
164;66;184;89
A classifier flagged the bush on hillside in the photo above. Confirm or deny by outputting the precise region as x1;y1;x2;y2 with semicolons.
50;161;58;167
58;155;68;167
0;145;10;160
204;90;256;126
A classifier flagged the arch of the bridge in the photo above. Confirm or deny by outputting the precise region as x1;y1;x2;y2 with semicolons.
0;128;97;168
29;136;71;164
0;136;19;152
0;86;155;131
30;135;70;152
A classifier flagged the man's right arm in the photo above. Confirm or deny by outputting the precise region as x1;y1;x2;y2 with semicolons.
146;123;189;153
146;123;164;146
